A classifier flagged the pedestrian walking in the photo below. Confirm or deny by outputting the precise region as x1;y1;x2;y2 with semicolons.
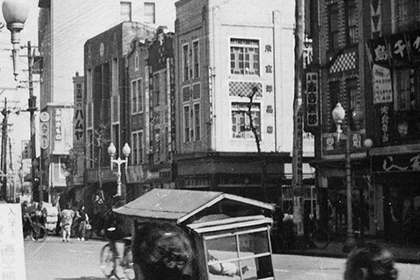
344;242;398;280
60;206;75;242
75;205;88;241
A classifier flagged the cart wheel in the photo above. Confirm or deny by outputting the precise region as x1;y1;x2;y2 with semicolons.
85;225;93;240
31;224;48;242
100;243;116;277
122;245;135;280
312;229;330;249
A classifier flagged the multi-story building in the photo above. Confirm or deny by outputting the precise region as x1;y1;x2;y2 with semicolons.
126;27;176;199
173;0;314;205
83;22;156;210
310;0;420;242
37;0;176;204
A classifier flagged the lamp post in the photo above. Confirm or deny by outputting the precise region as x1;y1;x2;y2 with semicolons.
0;0;29;201
2;0;30;81
332;102;364;252
108;143;130;197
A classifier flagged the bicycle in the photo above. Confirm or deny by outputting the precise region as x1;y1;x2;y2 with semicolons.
310;221;330;249
100;228;134;280
23;213;48;242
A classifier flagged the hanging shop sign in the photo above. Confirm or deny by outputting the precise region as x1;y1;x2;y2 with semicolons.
304;72;319;130
373;153;420;173
368;29;420;66
372;64;392;104
40;122;50;150
377;104;392;144
321;131;365;156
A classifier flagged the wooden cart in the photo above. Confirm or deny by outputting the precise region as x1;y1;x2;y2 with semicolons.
114;188;276;280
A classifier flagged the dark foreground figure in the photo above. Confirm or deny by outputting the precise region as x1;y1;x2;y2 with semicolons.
132;222;195;280
344;242;398;280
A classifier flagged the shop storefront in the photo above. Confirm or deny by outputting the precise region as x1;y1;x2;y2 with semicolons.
371;151;420;243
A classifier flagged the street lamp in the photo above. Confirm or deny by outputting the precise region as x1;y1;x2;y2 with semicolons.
2;0;30;80
332;102;364;253
108;143;130;197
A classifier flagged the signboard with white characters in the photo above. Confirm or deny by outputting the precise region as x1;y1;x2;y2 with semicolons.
0;204;26;280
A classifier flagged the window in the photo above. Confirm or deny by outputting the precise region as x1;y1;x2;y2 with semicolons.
87;69;92;103
87;130;93;168
154;129;161;163
132;131;143;165
144;2;156;24
205;228;273;280
131;79;143;114
120;2;132;22
192;83;200;100
329;80;340;111
346;0;357;46
328;3;339;50
112;58;119;96
184;106;190;142
135;53;139;70
394;69;412;111
230;39;259;75
183;44;189;81
112;124;120;157
346;78;358;110
231;102;261;139
194;103;200;141
183;86;190;102
153;73;160;107
396;0;409;29
193;40;200;78
391;68;420;142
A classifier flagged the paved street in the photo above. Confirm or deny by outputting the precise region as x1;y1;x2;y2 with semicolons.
25;236;108;280
24;236;420;280
272;254;419;280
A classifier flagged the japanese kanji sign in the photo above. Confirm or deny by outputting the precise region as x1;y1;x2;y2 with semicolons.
305;72;319;128
389;33;409;63
372;64;392;104
369;37;390;67
409;30;420;61
0;204;26;280
368;29;420;65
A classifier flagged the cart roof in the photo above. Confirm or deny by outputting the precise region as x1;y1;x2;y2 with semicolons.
113;188;274;224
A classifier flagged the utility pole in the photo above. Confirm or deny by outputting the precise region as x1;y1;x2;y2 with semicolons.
27;41;39;202
292;0;305;239
0;98;9;200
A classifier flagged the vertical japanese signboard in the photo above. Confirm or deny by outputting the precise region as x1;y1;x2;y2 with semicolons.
304;72;319;132
0;204;26;280
372;64;392;103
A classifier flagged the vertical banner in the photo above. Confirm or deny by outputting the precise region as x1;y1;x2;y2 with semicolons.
73;77;85;184
304;72;319;131
372;64;393;103
0;204;26;280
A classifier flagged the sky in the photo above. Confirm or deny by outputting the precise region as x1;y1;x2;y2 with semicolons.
0;0;40;173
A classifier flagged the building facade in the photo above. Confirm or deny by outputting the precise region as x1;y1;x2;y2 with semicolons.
310;0;420;242
173;0;314;205
83;22;156;211
124;27;176;201
37;0;177;204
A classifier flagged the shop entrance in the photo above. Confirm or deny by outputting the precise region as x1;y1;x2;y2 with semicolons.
381;172;420;244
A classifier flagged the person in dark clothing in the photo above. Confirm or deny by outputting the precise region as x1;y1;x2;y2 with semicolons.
344;242;398;280
75;206;89;241
132;222;194;280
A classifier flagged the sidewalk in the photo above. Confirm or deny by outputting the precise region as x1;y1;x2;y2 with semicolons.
284;237;420;264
